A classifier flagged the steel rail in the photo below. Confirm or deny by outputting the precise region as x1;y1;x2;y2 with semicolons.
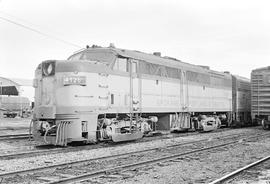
0;148;65;160
209;155;270;184
0;128;29;131
0;133;31;141
0;133;29;138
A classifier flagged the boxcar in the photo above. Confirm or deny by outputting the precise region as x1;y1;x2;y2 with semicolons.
251;66;270;129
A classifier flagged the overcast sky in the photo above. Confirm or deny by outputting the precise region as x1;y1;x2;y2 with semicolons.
0;0;270;79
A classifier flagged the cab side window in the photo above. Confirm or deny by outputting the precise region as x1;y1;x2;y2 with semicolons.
132;62;137;73
127;61;137;73
113;58;128;72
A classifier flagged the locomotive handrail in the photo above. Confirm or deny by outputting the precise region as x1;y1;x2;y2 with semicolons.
98;84;109;88
98;96;108;99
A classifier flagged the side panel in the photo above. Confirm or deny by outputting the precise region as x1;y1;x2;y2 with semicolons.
188;84;232;112
46;62;233;115
107;73;232;113
53;72;109;114
107;75;130;113
107;75;182;113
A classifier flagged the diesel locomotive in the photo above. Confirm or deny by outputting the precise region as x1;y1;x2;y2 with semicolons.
31;44;251;146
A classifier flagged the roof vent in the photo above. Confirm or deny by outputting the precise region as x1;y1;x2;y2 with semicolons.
164;56;178;61
198;65;210;70
109;43;115;48
153;52;161;57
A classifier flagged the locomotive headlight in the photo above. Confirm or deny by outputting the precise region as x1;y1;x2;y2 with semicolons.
46;64;53;74
63;76;86;86
42;61;55;76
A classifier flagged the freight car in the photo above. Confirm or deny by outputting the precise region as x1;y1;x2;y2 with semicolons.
31;44;251;146
0;95;30;117
251;66;270;129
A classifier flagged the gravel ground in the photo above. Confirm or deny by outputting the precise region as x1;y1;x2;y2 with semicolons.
0;127;263;174
101;135;270;184
0;140;37;155
0;117;36;155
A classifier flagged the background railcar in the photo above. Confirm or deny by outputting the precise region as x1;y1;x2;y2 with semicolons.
251;66;270;129
32;45;250;146
0;96;30;117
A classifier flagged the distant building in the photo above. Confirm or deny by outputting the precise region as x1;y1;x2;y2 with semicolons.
0;76;20;96
0;77;33;117
10;78;34;102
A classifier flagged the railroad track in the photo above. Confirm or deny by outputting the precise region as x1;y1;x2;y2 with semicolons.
0;127;230;160
0;128;257;160
0;131;267;184
0;133;31;141
47;133;270;184
209;155;270;184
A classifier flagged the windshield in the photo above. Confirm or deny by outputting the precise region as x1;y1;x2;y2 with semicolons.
67;51;116;66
